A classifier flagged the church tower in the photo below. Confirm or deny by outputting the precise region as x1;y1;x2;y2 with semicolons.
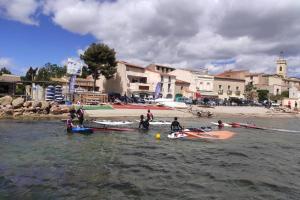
276;51;287;78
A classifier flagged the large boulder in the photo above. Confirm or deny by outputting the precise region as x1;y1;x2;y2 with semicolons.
12;97;25;109
41;101;50;110
32;101;42;108
3;107;13;115
23;101;32;108
0;96;13;106
50;106;62;115
13;112;23;117
60;105;70;113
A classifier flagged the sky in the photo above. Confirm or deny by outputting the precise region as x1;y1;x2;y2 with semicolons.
0;0;300;77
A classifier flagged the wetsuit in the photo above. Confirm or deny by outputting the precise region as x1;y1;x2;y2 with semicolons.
139;119;150;130
76;108;84;127
66;119;73;133
171;120;182;132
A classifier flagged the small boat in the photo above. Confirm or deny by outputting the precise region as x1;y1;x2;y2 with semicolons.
94;120;134;125
168;129;235;140
71;127;94;134
135;120;171;125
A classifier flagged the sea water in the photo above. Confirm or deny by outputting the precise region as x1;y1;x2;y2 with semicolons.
0;117;300;200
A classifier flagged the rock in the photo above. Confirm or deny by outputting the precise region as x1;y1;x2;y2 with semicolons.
13;112;23;117
23;101;32;108
60;105;70;113
32;101;42;108
24;107;36;112
14;108;24;113
0;96;13;106
50;106;62;115
12;97;25;109
4;108;13;115
41;101;50;110
5;104;12;109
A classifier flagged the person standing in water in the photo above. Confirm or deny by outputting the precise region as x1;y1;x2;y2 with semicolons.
139;115;149;130
171;117;183;132
146;109;154;121
66;115;74;133
76;105;84;127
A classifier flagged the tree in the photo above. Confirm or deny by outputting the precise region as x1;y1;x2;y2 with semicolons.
281;90;289;98
80;43;117;91
35;63;66;82
79;66;89;79
22;67;38;82
257;90;269;102
0;67;11;75
245;83;257;101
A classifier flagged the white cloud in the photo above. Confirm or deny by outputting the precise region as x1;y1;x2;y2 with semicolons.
0;57;12;68
0;0;40;25
1;0;300;76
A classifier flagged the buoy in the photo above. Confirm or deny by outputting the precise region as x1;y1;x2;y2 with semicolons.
155;133;161;140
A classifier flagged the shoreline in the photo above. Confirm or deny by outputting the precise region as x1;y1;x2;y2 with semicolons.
0;107;299;121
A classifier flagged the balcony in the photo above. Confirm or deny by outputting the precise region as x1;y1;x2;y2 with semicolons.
235;91;241;96
218;90;223;95
227;90;232;95
128;83;153;92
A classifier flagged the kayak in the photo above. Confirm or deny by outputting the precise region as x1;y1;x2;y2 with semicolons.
71;127;94;134
210;122;232;127
94;120;133;126
135;120;171;125
92;127;135;132
230;122;264;129
168;130;235;140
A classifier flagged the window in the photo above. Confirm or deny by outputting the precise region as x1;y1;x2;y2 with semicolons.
207;82;210;85
279;66;282;71
228;85;231;90
168;84;171;92
219;85;222;89
181;86;183;90
168;76;171;82
200;82;203;85
161;76;163;82
236;86;239;91
157;66;160;71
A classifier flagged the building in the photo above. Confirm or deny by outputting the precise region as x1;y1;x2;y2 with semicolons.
146;64;176;98
174;79;192;99
0;74;21;96
97;61;156;98
51;76;95;94
217;70;250;80
214;76;245;100
169;68;216;99
276;56;288;78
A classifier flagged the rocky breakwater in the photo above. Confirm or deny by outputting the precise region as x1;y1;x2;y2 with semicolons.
0;95;70;119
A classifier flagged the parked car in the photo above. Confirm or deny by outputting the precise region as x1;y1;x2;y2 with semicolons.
144;97;155;104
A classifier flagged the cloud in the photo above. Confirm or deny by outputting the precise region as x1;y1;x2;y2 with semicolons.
1;0;300;76
0;57;12;68
0;0;40;25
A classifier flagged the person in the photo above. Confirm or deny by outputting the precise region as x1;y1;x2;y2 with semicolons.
146;109;154;121
66;115;74;133
139;114;149;130
124;92;128;104
217;120;224;129
76;105;84;127
171;117;183;132
288;100;291;109
295;101;298;109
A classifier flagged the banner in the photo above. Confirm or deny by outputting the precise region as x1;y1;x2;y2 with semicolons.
154;83;161;99
67;58;83;75
69;75;76;93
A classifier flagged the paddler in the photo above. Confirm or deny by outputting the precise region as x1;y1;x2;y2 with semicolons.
66;114;74;133
146;109;154;121
171;117;183;132
76;105;84;127
139;114;149;130
217;120;224;129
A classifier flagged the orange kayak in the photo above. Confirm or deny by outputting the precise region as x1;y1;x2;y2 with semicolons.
168;130;235;140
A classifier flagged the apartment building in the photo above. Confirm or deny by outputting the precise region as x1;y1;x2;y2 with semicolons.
214;76;245;100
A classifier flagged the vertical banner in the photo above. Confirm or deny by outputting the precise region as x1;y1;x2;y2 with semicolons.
154;83;161;99
69;75;76;93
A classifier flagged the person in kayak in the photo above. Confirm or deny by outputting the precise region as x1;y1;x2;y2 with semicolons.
218;120;224;129
66;115;74;133
171;117;183;132
76;105;84;127
146;109;154;121
139;114;149;130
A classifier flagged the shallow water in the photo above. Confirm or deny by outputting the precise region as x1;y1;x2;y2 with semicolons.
0;117;300;200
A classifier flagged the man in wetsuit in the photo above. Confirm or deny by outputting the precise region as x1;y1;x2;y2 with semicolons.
139;114;149;130
171;117;183;132
76;105;84;127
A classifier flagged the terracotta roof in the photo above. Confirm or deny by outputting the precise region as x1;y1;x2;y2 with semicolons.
0;74;21;82
118;61;144;69
175;79;190;84
214;76;245;82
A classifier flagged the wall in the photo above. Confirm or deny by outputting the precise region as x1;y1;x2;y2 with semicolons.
214;78;245;100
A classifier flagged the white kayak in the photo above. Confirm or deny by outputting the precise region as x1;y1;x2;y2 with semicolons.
135;120;171;125
210;122;232;127
94;120;134;125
